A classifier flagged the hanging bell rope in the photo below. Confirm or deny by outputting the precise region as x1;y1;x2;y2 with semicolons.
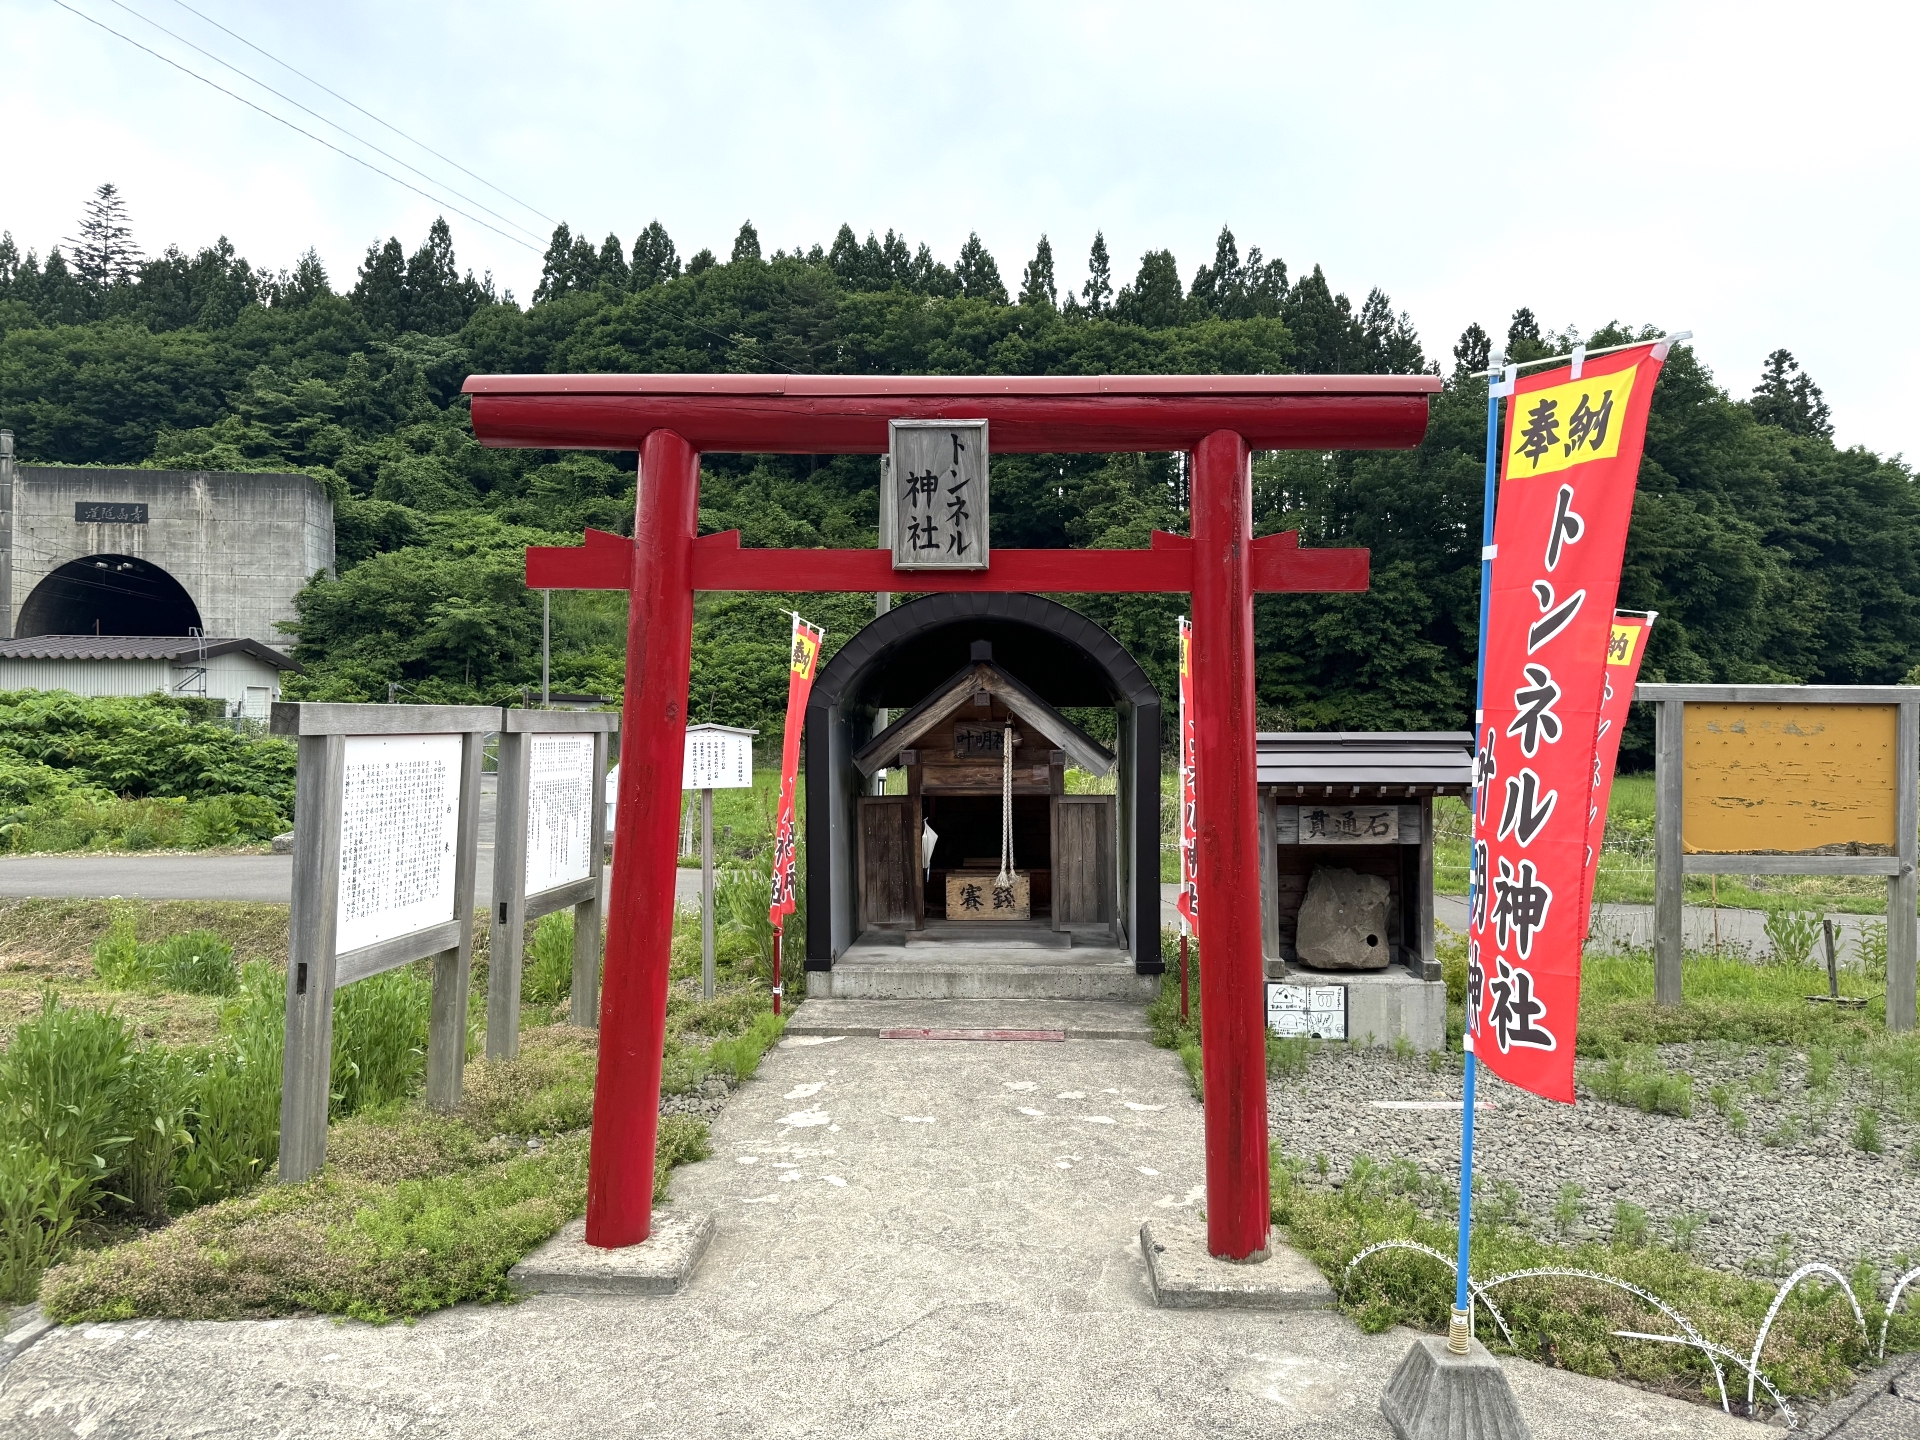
996;719;1014;890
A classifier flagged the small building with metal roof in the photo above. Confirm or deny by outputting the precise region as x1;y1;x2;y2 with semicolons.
0;634;300;719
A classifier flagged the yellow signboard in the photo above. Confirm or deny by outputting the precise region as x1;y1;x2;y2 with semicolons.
1682;703;1898;853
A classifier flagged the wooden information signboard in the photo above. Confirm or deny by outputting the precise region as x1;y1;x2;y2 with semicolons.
272;702;494;1183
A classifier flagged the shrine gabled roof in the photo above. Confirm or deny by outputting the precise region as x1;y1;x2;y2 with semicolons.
1256;731;1473;794
854;660;1115;778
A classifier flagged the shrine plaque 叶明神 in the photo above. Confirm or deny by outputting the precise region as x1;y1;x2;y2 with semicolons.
889;419;988;571
335;734;462;954
524;734;595;897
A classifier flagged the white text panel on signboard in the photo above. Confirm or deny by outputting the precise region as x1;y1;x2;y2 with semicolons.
682;727;755;790
526;734;596;896
337;734;461;954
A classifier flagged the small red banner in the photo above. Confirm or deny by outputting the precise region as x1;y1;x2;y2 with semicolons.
1581;612;1654;917
1469;344;1668;1102
1176;617;1200;934
768;613;825;929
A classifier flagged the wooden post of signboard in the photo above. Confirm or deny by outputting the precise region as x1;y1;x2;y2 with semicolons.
700;786;716;999
488;727;531;1061
428;729;484;1109
1892;699;1919;1032
1653;696;1685;1008
281;731;344;1184
570;726;610;1028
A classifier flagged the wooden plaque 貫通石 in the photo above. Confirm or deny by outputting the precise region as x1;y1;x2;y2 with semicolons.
1298;805;1398;844
524;733;595;896
890;419;988;571
1683;703;1898;853
335;733;462;953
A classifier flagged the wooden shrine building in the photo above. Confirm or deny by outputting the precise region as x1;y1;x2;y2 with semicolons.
806;593;1161;974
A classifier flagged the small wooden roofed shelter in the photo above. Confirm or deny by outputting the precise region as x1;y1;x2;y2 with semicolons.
807;592;1161;972
851;645;1117;939
1253;732;1473;980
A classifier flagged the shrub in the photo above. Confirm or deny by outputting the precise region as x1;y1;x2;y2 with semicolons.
148;931;239;995
330;967;432;1119
93;911;144;988
1764;909;1822;967
0;1143;88;1302
0;991;133;1218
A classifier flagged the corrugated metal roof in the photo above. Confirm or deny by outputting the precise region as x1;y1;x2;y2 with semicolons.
1256;731;1473;792
0;635;300;670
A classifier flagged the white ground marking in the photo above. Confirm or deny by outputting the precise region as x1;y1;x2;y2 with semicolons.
1054;1160;1072;1169
1018;1107;1045;1117
829;1124;841;1132
741;1195;781;1204
320;1354;339;1363
1003;1080;1037;1091
901;1116;935;1124
1138;1166;1160;1176
771;1162;799;1169
1369;1100;1496;1110
1155;1185;1207;1209
777;1109;831;1128
784;1082;826;1099
1083;1116;1116;1124
778;1171;800;1182
1055;1090;1086;1100
780;1035;846;1048
1123;1102;1165;1112
823;1175;846;1186
1101;1088;1119;1094
736;1155;759;1164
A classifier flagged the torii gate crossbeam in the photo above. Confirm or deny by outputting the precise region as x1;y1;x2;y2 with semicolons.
467;372;1440;1262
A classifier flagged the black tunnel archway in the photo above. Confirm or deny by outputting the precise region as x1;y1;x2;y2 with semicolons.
16;554;204;638
805;592;1163;973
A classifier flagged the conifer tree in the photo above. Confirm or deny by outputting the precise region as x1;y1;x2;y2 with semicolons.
1082;232;1113;314
630;221;679;288
596;233;629;290
1751;349;1834;439
954;232;1007;302
731;221;762;264
1453;322;1492;373
1019;235;1057;308
65;182;143;290
534;223;575;302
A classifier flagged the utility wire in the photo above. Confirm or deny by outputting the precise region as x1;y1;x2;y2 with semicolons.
103;0;546;246
51;0;539;253
165;0;554;226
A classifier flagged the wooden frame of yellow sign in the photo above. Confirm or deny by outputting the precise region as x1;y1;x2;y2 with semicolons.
1637;683;1918;1032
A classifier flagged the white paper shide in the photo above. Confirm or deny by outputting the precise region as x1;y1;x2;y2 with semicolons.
525;734;595;896
336;734;461;953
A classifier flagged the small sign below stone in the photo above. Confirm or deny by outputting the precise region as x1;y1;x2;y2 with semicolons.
1267;981;1348;1040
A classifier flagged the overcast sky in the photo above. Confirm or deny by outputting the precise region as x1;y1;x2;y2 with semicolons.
9;1;1916;459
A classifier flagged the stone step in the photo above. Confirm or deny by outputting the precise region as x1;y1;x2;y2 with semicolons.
784;997;1153;1041
808;960;1159;1002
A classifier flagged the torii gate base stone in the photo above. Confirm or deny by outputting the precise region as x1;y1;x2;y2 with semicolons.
469;372;1440;1262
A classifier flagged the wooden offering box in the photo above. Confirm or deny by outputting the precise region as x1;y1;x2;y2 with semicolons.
944;870;1032;920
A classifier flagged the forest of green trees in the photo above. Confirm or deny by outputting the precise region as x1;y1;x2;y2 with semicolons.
3;192;1917;765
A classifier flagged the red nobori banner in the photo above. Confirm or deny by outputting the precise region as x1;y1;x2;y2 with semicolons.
1176;617;1199;933
1469;343;1668;1101
1582;612;1654;918
768;613;825;929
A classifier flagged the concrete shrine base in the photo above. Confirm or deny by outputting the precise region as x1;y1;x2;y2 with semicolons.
508;1209;713;1296
1140;1218;1335;1310
1273;963;1448;1052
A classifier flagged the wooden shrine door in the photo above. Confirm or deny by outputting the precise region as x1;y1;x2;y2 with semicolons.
1052;794;1115;932
858;795;913;928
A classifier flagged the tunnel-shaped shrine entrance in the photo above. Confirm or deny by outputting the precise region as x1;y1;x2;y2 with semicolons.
806;593;1161;971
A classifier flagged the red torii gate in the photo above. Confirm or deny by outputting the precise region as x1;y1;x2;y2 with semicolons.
465;372;1439;1261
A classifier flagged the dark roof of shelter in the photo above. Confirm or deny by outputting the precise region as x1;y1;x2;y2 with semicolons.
1256;731;1472;793
0;635;300;671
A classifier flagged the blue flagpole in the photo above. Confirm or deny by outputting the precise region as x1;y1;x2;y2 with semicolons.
1453;349;1507;1354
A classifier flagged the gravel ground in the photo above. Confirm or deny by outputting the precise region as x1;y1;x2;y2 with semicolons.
1269;1043;1920;1277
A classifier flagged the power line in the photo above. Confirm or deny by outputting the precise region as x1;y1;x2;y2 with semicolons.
103;0;547;246
51;0;540;253
165;0;555;227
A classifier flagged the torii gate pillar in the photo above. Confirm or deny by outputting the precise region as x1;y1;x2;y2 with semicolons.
474;370;1440;1262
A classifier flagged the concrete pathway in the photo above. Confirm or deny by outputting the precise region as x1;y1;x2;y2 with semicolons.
0;1013;1758;1438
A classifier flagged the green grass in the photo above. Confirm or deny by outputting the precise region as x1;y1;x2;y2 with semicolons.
1276;1152;1918;1414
